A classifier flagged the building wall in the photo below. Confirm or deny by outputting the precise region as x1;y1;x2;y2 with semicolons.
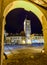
5;36;25;44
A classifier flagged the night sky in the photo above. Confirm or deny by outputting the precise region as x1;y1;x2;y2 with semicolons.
5;8;43;34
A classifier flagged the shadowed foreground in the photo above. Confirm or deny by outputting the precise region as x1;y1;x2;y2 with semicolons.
3;48;47;65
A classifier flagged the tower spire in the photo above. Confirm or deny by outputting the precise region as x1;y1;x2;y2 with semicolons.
24;16;31;44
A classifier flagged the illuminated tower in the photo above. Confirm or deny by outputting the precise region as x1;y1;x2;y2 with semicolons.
24;18;31;44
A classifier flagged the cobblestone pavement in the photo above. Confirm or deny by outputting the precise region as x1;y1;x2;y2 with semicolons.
3;48;47;65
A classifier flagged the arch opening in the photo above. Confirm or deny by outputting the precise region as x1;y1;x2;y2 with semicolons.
2;1;47;60
5;8;43;34
4;7;44;56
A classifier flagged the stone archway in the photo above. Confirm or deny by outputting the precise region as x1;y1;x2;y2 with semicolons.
1;0;47;65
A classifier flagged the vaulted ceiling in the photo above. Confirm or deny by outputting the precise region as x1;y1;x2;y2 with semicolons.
29;0;47;8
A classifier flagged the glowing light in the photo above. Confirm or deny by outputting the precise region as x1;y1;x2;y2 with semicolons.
5;51;11;54
27;39;31;44
22;40;25;44
41;49;44;53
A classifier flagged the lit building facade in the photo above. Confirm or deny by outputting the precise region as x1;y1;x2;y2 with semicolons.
31;34;44;43
5;35;25;44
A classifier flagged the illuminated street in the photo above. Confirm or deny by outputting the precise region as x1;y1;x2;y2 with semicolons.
3;41;45;65
3;44;47;65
